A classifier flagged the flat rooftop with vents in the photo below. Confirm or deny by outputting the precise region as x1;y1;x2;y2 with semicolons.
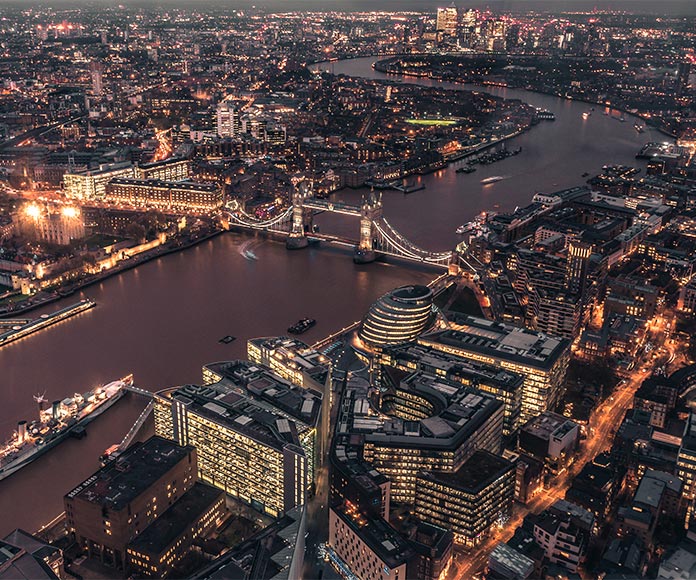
65;436;195;511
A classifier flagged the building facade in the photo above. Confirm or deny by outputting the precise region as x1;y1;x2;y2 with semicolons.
64;437;198;570
105;178;222;212
419;318;570;423
414;450;515;547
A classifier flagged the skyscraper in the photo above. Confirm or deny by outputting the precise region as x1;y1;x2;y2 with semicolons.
436;3;458;36
677;61;692;97
216;101;240;138
90;61;104;96
566;239;592;296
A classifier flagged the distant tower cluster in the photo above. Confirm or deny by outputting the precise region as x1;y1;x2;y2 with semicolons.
436;3;458;36
90;61;104;96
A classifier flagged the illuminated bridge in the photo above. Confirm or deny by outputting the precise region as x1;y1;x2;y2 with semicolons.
224;185;476;271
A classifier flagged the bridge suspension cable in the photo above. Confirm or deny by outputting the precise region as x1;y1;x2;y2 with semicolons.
373;217;452;264
226;206;294;229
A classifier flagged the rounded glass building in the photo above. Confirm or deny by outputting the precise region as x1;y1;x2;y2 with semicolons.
359;285;435;348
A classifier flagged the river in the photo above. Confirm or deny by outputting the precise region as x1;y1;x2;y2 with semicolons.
0;55;660;534
312;56;666;251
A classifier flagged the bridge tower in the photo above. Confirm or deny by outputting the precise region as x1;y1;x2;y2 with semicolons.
286;181;311;249
354;189;382;264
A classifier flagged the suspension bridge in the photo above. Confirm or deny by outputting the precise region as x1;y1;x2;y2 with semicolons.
225;185;481;272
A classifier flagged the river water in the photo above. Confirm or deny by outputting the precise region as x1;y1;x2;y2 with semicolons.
0;56;660;534
313;57;666;251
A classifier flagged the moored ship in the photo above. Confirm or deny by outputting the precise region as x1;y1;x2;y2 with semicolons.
0;374;132;481
536;109;556;121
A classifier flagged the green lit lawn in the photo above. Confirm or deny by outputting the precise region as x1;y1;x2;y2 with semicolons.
405;118;458;126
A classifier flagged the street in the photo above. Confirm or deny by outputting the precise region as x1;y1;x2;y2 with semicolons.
453;318;681;579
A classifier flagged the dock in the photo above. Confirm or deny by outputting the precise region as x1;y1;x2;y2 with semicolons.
0;299;95;348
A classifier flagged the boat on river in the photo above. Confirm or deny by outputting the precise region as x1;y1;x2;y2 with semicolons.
0;375;132;481
288;318;316;334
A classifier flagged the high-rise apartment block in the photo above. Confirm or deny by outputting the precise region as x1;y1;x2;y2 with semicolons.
216;101;241;138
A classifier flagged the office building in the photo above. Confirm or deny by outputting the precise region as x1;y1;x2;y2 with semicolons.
618;470;684;548
359;285;435;349
126;483;225;578
419;317;570;423
217;101;240;138
154;360;322;517
488;543;535;580
634;377;678;429
247;336;331;392
90;61;103;96
678;412;696;521
64;436;198;570
565;455;617;521
193;506;306;580
63;162;135;199
678;278;696;314
597;535;646;580
105;178;222;213
378;342;523;435
328;502;452;580
436;4;458;36
518;412;579;464
135;158;191;182
0;530;63;580
605;277;659;320
365;372;504;503
201;359;323;480
414;450;515;547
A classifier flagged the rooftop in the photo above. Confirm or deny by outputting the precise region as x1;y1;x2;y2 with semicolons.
521;411;578;440
417;450;513;493
330;503;415;569
193;506;304;580
65;436;194;511
128;482;224;555
202;360;322;428
382;342;524;393
359;379;503;451
109;177;219;192
489;543;535;579
420;316;569;370
247;336;331;385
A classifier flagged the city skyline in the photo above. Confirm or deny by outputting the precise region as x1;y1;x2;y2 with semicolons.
0;1;694;579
